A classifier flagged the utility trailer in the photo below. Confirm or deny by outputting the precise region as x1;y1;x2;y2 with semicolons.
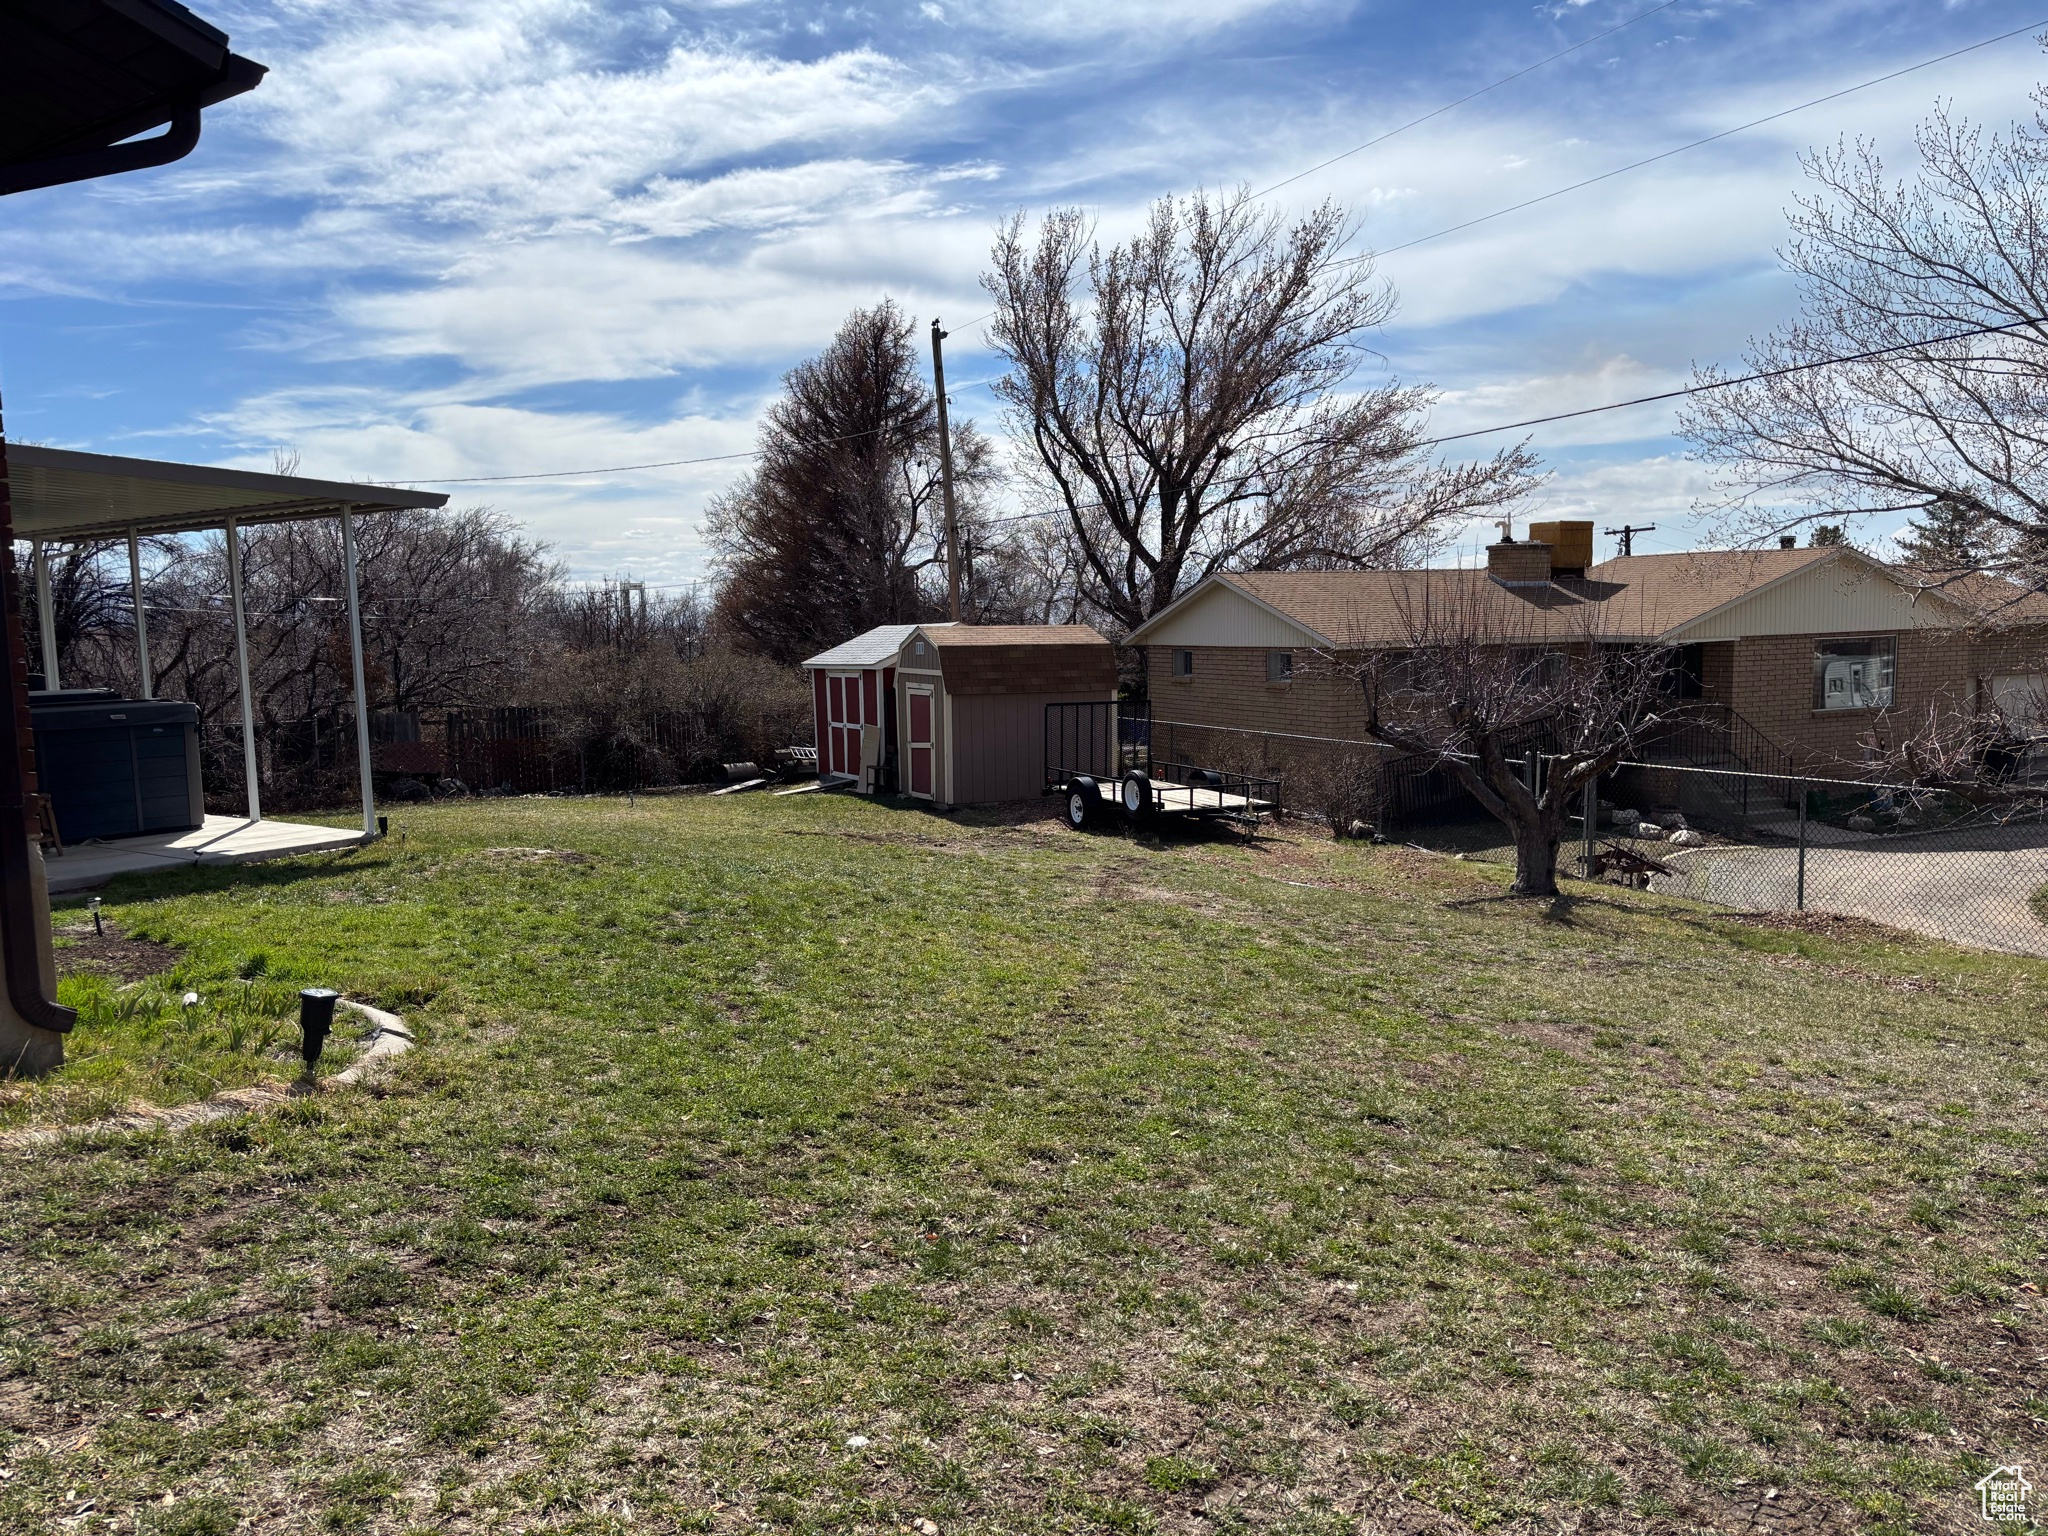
1045;702;1281;833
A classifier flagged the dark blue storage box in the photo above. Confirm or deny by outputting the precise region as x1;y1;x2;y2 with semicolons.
30;692;205;843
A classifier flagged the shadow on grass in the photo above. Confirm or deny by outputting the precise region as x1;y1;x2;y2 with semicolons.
48;843;395;908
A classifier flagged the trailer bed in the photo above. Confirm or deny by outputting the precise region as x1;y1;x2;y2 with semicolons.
1075;779;1274;816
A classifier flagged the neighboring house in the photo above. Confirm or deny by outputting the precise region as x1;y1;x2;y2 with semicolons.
1124;523;2048;779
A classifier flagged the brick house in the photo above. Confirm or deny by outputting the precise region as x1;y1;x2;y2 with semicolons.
1123;522;2048;781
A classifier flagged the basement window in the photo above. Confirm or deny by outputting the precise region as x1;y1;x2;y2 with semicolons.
1813;636;1895;710
1172;649;1194;678
1266;650;1293;683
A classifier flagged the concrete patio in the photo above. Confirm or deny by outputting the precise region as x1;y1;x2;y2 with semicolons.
44;816;367;894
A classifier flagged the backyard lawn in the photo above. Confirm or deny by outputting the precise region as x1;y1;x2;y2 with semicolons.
1;792;2044;1535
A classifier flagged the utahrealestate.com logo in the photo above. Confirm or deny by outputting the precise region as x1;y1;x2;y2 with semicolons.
1975;1464;2033;1524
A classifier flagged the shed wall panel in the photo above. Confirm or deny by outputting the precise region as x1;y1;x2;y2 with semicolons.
948;691;1115;803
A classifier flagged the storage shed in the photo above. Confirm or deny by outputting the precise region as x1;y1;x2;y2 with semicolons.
894;625;1117;806
802;624;953;790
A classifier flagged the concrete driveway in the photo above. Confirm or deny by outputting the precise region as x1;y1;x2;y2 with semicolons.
1652;823;2048;958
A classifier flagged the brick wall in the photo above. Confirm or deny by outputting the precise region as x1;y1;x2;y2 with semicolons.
1145;646;1367;742
1726;631;1970;770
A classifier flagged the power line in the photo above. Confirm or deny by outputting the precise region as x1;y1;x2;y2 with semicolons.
390;314;2043;501
415;419;903;485
1252;0;1685;200
930;19;2033;375
1412;314;2046;447
966;314;2048;528
396;21;2046;494
1360;15;2048;261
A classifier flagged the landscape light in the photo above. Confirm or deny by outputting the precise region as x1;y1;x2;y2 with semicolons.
88;897;102;937
298;988;340;1074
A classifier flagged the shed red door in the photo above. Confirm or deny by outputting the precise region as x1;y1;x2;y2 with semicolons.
906;688;933;798
825;676;846;773
826;672;865;776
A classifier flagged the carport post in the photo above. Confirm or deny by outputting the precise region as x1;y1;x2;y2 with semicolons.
340;504;375;839
127;530;152;699
31;538;57;692
224;517;260;822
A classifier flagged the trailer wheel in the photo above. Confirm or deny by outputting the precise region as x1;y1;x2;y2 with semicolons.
1066;777;1098;829
1121;771;1153;823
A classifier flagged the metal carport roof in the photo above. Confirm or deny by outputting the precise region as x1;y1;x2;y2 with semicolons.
5;444;448;539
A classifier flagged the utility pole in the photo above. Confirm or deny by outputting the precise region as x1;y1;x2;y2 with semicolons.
1603;523;1656;558
930;319;963;621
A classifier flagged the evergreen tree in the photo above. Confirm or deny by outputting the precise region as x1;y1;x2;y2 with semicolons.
706;302;989;665
1896;497;1994;571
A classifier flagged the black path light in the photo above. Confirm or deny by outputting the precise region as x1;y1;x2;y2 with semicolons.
298;988;340;1075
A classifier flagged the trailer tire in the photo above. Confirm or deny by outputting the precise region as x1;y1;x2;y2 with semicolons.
1121;771;1153;823
1066;778;1098;830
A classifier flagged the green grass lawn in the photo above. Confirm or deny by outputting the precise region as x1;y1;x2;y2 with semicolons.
2;793;2044;1535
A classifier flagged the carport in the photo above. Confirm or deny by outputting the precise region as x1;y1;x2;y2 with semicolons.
6;445;449;885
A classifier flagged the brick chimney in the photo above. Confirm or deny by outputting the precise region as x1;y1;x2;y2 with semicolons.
1486;530;1552;586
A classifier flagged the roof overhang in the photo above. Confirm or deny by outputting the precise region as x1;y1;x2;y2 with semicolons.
0;0;266;198
3;444;449;540
1655;546;1970;644
1125;573;1336;648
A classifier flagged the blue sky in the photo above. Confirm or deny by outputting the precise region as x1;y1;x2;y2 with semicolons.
2;0;2045;584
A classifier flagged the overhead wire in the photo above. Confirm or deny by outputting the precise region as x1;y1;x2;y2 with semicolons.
1360;16;2048;260
402;17;2046;491
1250;0;1685;199
960;313;2048;528
938;1;1688;337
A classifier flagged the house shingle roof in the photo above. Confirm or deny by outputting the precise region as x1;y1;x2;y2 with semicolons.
1897;569;2048;627
1210;547;1877;647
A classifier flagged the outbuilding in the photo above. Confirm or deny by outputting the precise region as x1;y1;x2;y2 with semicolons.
802;624;952;790
894;625;1117;806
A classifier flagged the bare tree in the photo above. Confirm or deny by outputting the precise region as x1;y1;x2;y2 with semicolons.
1680;78;2048;592
983;188;1539;633
708;300;995;663
1351;582;1673;896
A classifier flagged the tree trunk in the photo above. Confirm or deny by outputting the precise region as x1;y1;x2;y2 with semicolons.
1509;821;1561;897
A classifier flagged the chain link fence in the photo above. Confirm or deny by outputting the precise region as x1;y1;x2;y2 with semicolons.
1579;758;2048;959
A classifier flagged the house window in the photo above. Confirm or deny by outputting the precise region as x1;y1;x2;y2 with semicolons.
1266;650;1293;683
1813;637;1895;710
1172;649;1194;678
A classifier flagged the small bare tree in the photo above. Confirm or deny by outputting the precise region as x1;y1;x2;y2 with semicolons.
1352;581;1674;896
984;189;1539;632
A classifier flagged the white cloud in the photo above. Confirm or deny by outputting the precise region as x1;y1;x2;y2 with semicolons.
247;9;936;238
203;385;764;581
943;0;1338;43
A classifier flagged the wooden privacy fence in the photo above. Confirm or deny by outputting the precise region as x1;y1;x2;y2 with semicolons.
232;706;734;805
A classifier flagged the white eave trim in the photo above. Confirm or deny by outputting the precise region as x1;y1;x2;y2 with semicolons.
1124;573;1336;648
1654;547;1972;644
